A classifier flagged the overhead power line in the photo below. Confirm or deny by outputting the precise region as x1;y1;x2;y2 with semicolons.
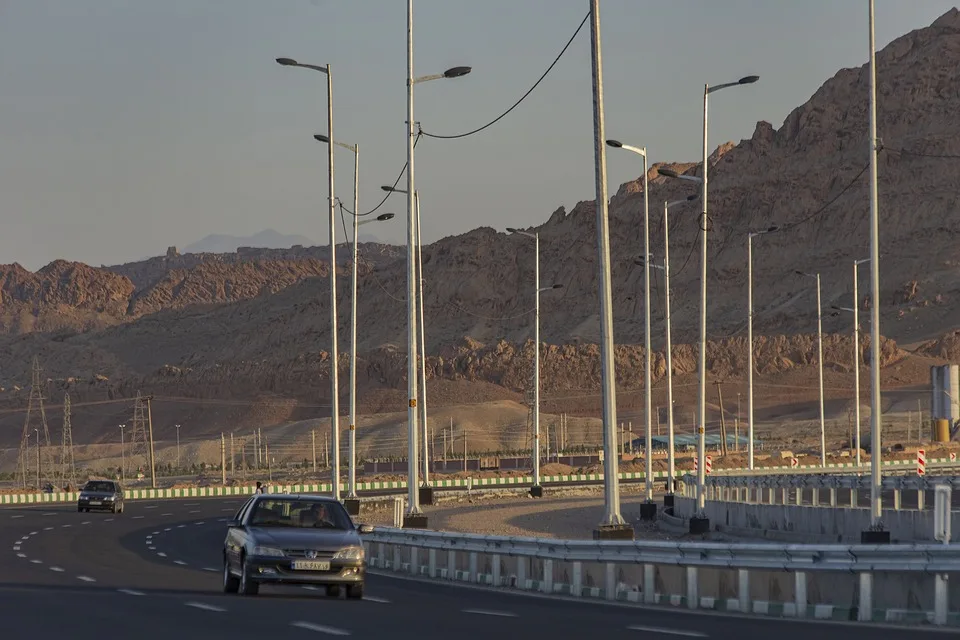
419;12;590;140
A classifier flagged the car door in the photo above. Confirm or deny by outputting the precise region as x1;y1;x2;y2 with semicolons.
225;497;256;568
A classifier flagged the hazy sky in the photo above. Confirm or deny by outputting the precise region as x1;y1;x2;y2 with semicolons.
0;1;954;270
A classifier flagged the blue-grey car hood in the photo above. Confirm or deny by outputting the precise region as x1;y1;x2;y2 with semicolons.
248;527;360;550
79;491;118;499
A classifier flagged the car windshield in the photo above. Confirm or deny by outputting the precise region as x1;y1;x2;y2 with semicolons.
248;498;353;530
83;481;115;492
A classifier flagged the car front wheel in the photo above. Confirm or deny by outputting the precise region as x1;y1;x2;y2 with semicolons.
238;557;259;596
347;583;364;600
222;557;239;594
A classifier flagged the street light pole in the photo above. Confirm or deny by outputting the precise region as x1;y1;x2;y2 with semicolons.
605;139;654;516
315;134;395;516
119;424;126;483
864;0;888;544
506;228;563;497
275;57;340;502
415;190;430;491
35;429;40;489
588;0;631;539
796;270;827;466
658;74;758;534
747;226;778;470
852;258;870;469
175;424;180;472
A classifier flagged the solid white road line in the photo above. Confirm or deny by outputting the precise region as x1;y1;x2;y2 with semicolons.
626;625;708;637
363;596;390;603
289;621;350;635
461;609;517;618
77;576;96;582
185;602;226;612
118;588;145;596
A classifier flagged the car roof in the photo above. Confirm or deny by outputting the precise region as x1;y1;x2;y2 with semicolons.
254;494;340;503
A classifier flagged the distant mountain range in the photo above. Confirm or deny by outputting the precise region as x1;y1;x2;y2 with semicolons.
184;229;313;254
183;229;384;254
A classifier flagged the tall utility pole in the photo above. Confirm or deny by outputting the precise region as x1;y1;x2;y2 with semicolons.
175;425;181;471
119;424;126;482
588;0;630;540
58;393;77;489
129;393;152;483
714;381;728;456
229;432;235;474
145;395;157;489
16;357;52;489
312;430;318;473
220;434;226;485
864;0;888;544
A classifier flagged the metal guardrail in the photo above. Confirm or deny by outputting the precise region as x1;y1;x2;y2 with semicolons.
704;473;960;491
364;526;959;626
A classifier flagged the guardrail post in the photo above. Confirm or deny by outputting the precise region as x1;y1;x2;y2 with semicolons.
935;574;949;625
572;561;582;596
428;549;437;578
393;545;401;572
410;547;419;575
857;573;872;622
781;487;788;504
893;488;901;510
794;572;807;618
517;556;527;589
686;566;697;609
738;569;750;613
605;563;616;601
447;550;456;580
794;487;802;506
850;488;857;507
917;488;925;511
768;488;775;505
643;564;655;604
811;487;819;506
377;543;385;568
469;551;478;582
830;487;837;506
492;553;501;587
543;559;554;593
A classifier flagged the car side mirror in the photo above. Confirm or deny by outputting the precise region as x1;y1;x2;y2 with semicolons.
357;524;374;535
226;519;242;529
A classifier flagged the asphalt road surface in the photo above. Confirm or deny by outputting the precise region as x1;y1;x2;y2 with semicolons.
0;499;943;638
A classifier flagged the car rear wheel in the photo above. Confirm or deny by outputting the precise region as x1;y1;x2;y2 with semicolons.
238;557;259;596
347;584;363;600
222;557;239;594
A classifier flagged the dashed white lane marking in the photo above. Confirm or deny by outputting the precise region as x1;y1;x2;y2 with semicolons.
49;566;65;572
202;567;218;572
185;602;226;612
11;515;24;519
21;536;29;540
221;508;233;512
145;505;158;509
16;553;26;558
30;531;38;535
194;521;205;525
289;621;350;635
61;524;72;528
30;559;42;564
43;527;53;531
626;626;707;637
13;546;20;551
164;528;172;532
461;609;517;618
105;518;114;522
81;521;91;525
184;503;200;507
217;518;228;522
42;513;56;517
189;510;201;514
119;588;145;596
161;513;173;516
177;524;186;528
148;546;156;550
132;515;145;519
157;552;167;557
174;560;188;566
77;576;96;582
363;596;390;603
152;531;160;535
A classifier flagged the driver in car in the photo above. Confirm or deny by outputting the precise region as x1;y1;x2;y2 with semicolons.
299;503;333;528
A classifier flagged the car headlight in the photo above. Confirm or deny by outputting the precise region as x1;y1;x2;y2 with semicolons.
104;496;115;500
333;546;364;561
251;546;285;557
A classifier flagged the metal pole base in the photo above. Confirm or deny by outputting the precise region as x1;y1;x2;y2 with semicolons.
860;529;891;544
402;514;428;529
592;524;634;540
342;498;361;516
418;485;434;506
639;502;658;520
663;493;675;509
689;516;710;535
529;485;544;498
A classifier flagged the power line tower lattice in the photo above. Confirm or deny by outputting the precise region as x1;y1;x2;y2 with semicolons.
128;392;151;481
58;393;78;490
15;357;53;489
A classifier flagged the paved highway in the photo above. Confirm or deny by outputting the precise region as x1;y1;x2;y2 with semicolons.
0;499;942;638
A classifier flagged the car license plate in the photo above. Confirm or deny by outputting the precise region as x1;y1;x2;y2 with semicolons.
89;501;102;506
291;560;330;571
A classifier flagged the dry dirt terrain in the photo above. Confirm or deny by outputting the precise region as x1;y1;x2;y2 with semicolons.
2;11;960;476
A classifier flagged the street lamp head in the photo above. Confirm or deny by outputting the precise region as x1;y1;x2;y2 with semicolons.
381;185;396;192
658;168;680;178
506;227;519;233
606;139;624;149
766;225;779;233
794;270;805;276
686;194;699;201
739;75;760;85
376;213;395;222
551;284;564;289
314;134;329;143
276;57;299;66
443;66;472;78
